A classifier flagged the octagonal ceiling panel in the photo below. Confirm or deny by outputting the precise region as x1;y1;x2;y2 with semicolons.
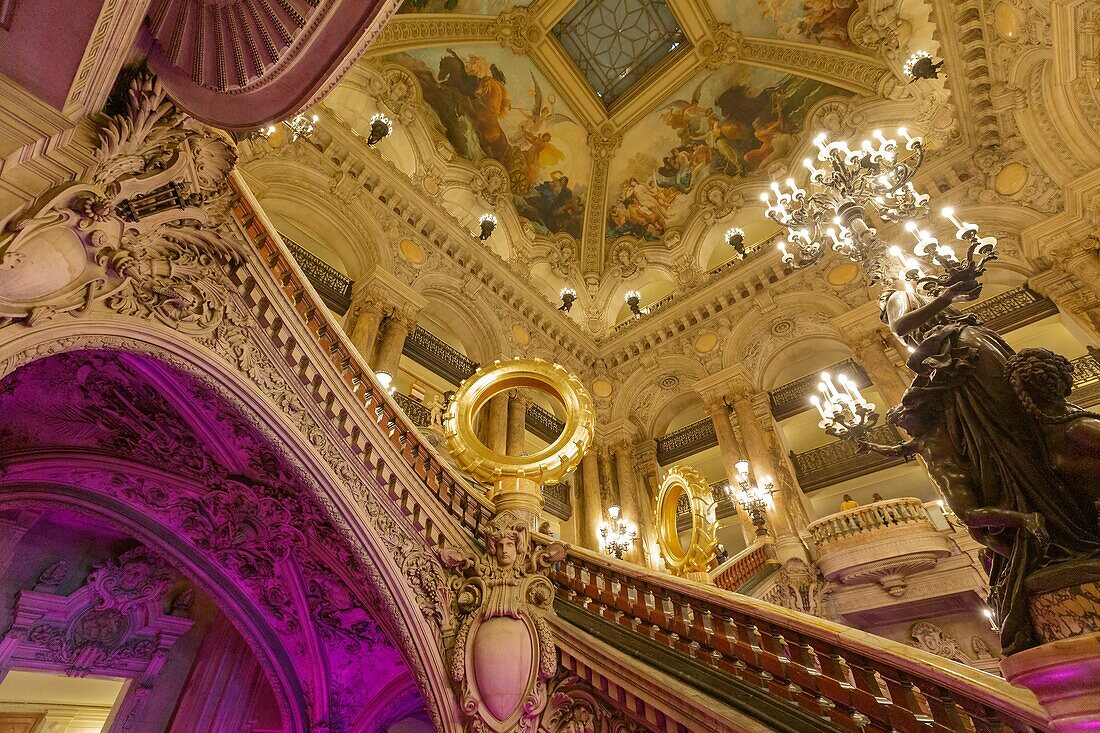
710;0;862;50
607;64;852;241
552;0;688;106
386;46;591;238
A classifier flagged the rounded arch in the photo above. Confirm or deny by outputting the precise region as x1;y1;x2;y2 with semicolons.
758;335;854;391
609;355;710;431
0;481;312;731
648;390;708;439
0;319;461;732
241;159;393;277
411;275;507;361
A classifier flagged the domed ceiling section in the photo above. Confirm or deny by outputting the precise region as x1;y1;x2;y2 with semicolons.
339;0;945;328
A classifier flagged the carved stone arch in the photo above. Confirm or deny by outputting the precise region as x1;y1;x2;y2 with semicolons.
242;161;393;277
0;321;462;732
647;390;709;442
596;266;677;325
410;275;507;362
609;355;709;428
1012;54;1097;184
758;334;855;392
0;483;315;732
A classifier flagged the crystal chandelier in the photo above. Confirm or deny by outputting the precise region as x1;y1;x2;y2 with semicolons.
725;227;747;258
904;51;944;81
598;505;637;559
725;460;775;537
811;372;880;443
762;129;928;285
559;287;577;312
367;113;393;147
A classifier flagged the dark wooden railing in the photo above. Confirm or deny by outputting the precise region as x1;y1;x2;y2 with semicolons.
712;540;777;592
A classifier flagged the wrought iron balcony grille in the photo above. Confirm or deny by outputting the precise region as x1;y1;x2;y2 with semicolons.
279;233;353;315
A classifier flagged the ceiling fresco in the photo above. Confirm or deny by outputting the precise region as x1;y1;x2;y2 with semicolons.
712;0;861;50
387;46;592;238
606;65;852;241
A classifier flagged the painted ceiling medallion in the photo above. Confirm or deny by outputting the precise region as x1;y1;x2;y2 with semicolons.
553;0;688;106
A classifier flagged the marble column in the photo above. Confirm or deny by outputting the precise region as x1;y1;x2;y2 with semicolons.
727;370;806;561
612;440;652;566
580;449;602;552
348;296;386;366
373;312;414;383
633;439;662;567
483;394;509;455
703;395;757;545
849;329;909;407
506;391;531;456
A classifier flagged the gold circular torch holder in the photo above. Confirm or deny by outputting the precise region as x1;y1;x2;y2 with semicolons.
655;466;718;583
443;358;595;523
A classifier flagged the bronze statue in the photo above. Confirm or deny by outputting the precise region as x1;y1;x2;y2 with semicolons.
858;279;1100;654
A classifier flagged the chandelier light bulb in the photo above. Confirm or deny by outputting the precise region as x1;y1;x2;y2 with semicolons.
376;371;393;389
478;213;498;240
608;504;620;519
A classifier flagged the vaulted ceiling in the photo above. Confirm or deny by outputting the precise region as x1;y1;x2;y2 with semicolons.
307;0;951;329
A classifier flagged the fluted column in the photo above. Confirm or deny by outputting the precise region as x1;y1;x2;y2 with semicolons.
703;395;756;545
580;448;602;551
347;266;428;371
506;391;531;456
373;311;415;383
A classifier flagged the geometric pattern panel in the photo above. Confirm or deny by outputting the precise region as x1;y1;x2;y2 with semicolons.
553;0;687;105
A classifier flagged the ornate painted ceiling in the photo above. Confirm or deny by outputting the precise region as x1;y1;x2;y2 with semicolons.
303;0;953;330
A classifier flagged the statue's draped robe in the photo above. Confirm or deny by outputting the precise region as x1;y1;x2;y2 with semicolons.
885;291;1100;653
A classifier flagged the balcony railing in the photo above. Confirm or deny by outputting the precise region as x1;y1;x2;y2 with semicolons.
392;392;431;428
712;539;778;593
402;326;478;386
769;359;870;421
807;497;932;549
526;403;565;444
655;416;717;464
1071;350;1100;406
790;424;907;491
543;482;572;521
961;286;1056;333
279;233;353;315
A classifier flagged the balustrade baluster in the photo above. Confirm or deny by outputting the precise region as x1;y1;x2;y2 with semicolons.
844;657;894;729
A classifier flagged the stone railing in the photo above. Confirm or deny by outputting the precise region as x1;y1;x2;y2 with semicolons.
790;424;907;491
547;541;1046;731
240;179;1046;732
961;286;1056;333
655;416;717;464
392;392;431;428
712;540;777;592
279;232;353;315
769;359;870;421
402;326;478;386
807;497;931;548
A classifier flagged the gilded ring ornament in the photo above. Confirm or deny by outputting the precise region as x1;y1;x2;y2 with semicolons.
443;358;595;486
655;466;718;578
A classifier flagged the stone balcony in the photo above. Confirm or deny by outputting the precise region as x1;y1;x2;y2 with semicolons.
807;498;952;597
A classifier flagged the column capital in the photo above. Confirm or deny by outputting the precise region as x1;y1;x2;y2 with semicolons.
350;265;429;317
508;390;535;410
599;417;641;448
830;300;886;342
693;364;755;404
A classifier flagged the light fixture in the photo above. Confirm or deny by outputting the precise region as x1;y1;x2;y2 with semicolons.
762;129;929;285
559;287;577;312
904;51;944;81
256;113;319;143
624;290;642;316
982;607;1000;632
367;113;393;146
725;227;747;258
725;460;775;537
478;214;498;241
810;372;880;443
375;371;393;390
892;212;997;291
598;505;637;559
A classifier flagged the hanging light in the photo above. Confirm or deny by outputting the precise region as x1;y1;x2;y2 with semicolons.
725;460;775;537
624;290;643;316
367;113;393;146
810;371;880;443
478;213;498;241
725;227;747;258
904;51;944;81
559;287;577;312
256;113;319;143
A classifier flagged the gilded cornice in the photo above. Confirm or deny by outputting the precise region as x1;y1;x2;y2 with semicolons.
366;15;499;56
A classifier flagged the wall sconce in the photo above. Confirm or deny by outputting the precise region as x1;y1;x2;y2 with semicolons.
725;227;747;258
367;113;393;147
904;51;944;81
559;287;577;312
478;214;498;241
257;113;318;144
624;290;642;316
598;505;637;559
726;460;775;537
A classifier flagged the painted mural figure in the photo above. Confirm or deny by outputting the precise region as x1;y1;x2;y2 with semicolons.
391;49;587;239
